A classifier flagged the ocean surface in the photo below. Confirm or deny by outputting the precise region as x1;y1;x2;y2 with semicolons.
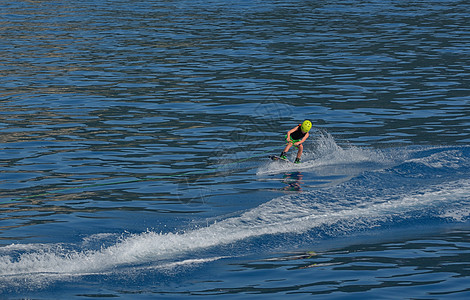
1;0;470;298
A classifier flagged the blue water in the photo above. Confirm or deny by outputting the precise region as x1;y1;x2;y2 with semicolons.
1;0;470;298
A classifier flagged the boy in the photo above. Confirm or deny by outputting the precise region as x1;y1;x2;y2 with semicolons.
279;120;312;164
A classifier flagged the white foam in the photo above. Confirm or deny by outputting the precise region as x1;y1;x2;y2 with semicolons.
151;256;227;271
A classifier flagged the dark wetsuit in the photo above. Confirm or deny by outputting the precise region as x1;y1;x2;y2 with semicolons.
290;124;307;141
285;124;306;145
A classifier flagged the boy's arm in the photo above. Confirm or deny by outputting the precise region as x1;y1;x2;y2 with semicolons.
294;132;309;146
286;125;300;141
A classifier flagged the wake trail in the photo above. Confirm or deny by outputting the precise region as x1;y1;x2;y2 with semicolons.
1;143;470;286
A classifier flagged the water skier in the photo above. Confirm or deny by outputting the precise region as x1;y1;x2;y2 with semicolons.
279;120;312;164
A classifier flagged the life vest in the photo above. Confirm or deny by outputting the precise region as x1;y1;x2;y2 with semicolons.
291;124;307;140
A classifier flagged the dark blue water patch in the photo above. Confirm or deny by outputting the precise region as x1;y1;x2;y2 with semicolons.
192;226;470;298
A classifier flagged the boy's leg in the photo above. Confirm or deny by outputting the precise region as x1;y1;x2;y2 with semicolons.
294;144;303;163
296;144;303;159
283;143;292;153
280;143;291;159
281;135;294;158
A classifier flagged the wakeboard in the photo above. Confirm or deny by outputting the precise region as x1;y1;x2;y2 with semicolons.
268;155;291;163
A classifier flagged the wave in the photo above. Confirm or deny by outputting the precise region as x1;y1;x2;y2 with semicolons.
1;143;470;288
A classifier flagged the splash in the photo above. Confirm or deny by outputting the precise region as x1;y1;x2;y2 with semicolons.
257;131;394;176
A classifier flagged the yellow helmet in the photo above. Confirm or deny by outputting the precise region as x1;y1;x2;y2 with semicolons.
301;120;312;133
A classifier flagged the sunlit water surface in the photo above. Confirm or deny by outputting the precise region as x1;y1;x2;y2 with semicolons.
1;0;469;298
